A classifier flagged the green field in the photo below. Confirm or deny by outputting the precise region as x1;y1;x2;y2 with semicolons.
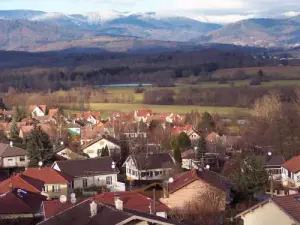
102;80;300;103
88;103;250;115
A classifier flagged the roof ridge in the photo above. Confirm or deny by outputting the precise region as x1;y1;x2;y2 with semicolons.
18;174;43;192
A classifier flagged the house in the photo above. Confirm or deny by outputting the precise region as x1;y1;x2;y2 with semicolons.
80;126;103;145
81;135;121;158
123;153;175;181
29;105;47;117
48;108;58;118
52;156;125;192
0;142;29;168
19;125;33;139
32;116;57;124
0;168;72;200
75;111;101;125
171;125;193;136
235;194;300;225
160;168;230;212
205;131;220;143
94;191;169;218
19;124;56;140
186;128;201;144
281;155;300;187
1;110;15;121
38;199;182;225
0;188;46;223
181;150;220;170
255;154;285;180
54;145;86;160
134;109;152;123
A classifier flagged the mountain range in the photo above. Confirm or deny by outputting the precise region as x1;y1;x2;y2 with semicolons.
0;9;300;52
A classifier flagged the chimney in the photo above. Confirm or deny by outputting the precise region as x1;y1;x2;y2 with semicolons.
73;120;76;125
115;197;123;211
90;201;97;217
9;141;13;147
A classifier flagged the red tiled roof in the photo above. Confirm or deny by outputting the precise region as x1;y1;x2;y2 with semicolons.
94;191;169;213
171;125;193;136
23;168;72;184
20;125;33;137
0;174;42;194
0;189;46;215
29;105;47;113
205;132;218;142
75;111;101;120
136;109;152;117
168;169;228;194
282;155;300;173
48;109;58;117
43;198;86;219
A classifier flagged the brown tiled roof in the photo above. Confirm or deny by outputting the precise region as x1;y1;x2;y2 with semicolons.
53;156;119;177
171;125;193;136
129;152;175;170
0;174;42;194
94;191;169;213
168;169;228;194
23;168;72;184
282;155;300;173
205;132;218;142
20;125;33;137
48;108;58;117
75;111;101;120
0;143;27;157
38;199;181;225
0;189;46;215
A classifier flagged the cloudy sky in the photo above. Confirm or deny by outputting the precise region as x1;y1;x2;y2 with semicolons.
1;0;300;23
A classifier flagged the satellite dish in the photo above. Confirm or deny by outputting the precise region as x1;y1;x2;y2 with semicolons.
70;193;76;204
206;165;210;170
70;193;76;199
168;177;174;183
38;161;43;167
60;141;64;146
59;195;67;203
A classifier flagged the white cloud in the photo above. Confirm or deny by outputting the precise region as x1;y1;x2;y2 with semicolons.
193;14;256;24
282;11;300;17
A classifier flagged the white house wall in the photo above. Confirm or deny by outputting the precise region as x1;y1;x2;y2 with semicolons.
83;139;121;158
72;174;118;189
32;107;45;117
2;156;28;168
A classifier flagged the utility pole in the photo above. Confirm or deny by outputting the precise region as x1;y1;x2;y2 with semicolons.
79;77;85;113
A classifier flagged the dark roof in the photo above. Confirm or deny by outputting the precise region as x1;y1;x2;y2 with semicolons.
94;191;169;213
282;155;300;173
256;155;285;167
53;156;120;177
127;153;175;170
0;143;27;157
81;135;120;150
169;169;229;194
236;194;300;224
38;199;181;225
0;188;46;214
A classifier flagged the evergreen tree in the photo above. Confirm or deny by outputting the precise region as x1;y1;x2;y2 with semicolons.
196;137;207;161
10;122;19;139
101;145;110;157
198;111;215;132
26;125;53;167
13;106;26;122
120;140;130;165
173;145;182;167
177;132;191;149
230;155;269;199
258;70;264;78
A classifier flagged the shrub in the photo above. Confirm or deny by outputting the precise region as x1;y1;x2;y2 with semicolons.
249;78;261;86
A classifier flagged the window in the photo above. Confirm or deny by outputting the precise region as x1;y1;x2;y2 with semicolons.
83;179;88;188
53;185;61;193
19;156;25;162
106;176;112;185
154;171;159;176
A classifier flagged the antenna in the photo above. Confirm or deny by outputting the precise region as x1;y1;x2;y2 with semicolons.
59;195;67;203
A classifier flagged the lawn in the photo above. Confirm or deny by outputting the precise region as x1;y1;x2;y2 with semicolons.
101;80;300;103
88;103;250;115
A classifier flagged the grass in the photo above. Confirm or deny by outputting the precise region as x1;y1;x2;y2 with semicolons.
101;80;300;103
87;103;250;115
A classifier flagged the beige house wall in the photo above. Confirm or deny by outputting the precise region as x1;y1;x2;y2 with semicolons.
42;183;69;200
160;180;225;211
241;201;297;225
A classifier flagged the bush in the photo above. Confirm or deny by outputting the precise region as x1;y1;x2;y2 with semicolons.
249;78;261;86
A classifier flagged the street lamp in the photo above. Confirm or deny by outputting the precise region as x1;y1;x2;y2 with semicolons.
268;151;274;197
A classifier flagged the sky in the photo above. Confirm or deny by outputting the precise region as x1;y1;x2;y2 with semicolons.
1;0;300;23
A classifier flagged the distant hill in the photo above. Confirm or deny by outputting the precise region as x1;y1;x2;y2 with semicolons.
194;18;300;47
